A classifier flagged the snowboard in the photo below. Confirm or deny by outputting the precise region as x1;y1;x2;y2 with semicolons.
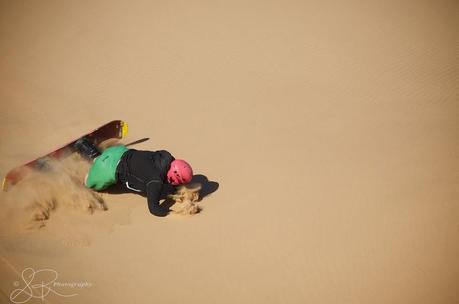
2;120;128;191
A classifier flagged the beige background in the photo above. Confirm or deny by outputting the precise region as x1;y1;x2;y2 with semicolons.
0;0;458;303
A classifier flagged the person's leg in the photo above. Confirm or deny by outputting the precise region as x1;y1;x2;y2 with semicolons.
74;137;101;160
84;145;128;190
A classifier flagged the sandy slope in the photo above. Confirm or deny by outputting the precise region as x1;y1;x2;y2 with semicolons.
0;0;458;303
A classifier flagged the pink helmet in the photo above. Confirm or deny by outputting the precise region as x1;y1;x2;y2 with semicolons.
167;159;193;185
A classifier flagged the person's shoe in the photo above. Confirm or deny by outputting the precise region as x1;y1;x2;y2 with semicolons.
74;137;101;160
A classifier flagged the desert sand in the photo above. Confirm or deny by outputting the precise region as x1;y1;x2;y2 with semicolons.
0;0;458;303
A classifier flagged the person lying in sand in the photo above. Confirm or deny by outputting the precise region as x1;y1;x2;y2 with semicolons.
74;138;193;217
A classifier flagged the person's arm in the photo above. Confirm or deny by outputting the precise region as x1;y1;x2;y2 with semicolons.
146;180;169;217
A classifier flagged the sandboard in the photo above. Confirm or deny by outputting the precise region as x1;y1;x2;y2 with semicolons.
2;120;128;191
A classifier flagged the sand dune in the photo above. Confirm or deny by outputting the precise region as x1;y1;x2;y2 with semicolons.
0;0;458;303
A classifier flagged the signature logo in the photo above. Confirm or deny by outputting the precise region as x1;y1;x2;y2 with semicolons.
10;268;91;304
